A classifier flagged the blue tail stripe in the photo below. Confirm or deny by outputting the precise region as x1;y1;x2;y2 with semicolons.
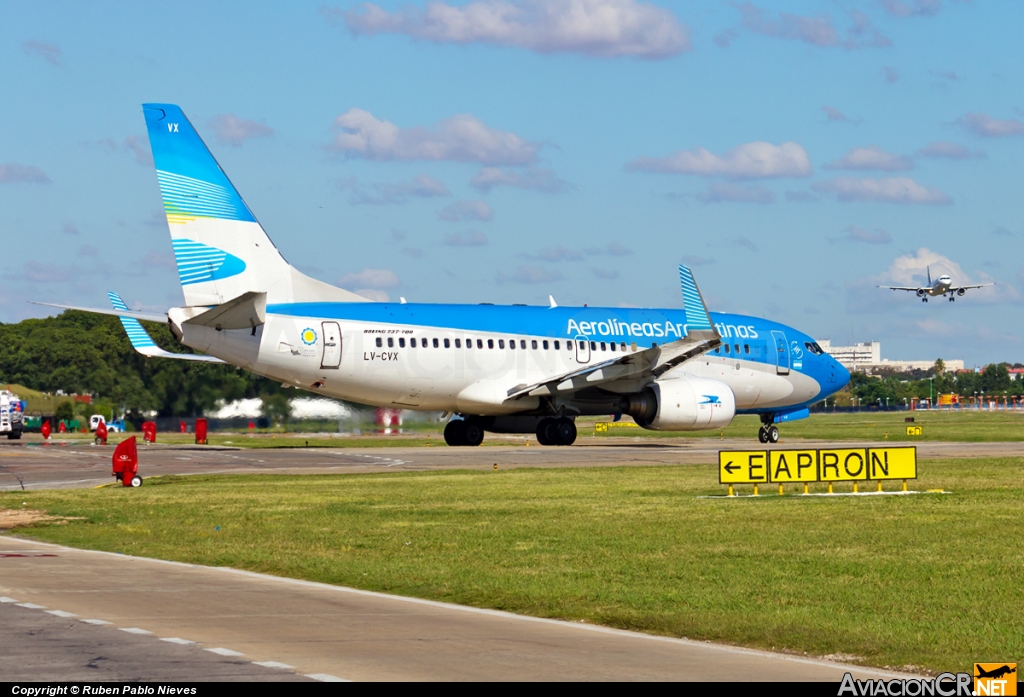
678;265;713;331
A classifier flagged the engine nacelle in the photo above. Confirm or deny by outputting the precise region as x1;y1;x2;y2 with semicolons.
620;376;736;431
957;288;966;297
917;289;928;297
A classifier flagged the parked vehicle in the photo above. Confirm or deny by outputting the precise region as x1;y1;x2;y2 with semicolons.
1;390;25;440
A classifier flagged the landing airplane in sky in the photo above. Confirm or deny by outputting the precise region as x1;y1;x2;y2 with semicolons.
879;266;992;302
35;104;850;445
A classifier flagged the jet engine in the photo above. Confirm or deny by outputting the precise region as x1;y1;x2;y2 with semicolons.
917;289;928;297
619;376;736;431
957;288;966;296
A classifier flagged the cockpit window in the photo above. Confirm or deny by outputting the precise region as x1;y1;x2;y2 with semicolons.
805;341;824;355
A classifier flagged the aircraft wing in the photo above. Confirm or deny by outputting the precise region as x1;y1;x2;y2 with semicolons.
877;286;923;292
950;283;994;291
506;265;721;400
108;292;224;363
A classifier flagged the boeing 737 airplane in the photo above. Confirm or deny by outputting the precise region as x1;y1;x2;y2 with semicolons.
879;266;992;302
35;104;850;446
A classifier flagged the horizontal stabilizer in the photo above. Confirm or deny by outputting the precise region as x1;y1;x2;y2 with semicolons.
30;301;167;323
183;291;266;331
108;292;223;363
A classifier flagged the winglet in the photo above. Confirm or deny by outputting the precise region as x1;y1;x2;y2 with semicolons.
549;295;558;308
108;292;161;353
678;265;716;335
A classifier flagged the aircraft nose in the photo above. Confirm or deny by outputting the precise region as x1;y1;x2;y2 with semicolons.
832;357;850;388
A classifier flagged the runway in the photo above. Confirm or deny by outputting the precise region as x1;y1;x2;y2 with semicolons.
0;536;912;682
1;436;1018;491
0;437;1008;680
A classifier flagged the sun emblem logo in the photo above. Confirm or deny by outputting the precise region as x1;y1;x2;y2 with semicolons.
301;328;318;345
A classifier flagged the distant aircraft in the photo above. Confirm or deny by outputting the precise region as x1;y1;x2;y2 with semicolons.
879;266;992;302
33;103;851;445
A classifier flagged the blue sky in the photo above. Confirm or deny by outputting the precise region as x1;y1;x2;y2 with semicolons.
2;0;1021;366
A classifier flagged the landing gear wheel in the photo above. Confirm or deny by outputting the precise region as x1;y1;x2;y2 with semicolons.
554;418;577;446
130;475;143;487
463;422;484;446
536;418;555;446
758;427;769;443
444;420;467;446
766;426;779;443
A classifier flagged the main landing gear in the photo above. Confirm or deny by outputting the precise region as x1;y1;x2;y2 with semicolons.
536;417;577;446
757;414;779;443
444;419;484;447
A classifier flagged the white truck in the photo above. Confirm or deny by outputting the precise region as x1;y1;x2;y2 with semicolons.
1;389;25;440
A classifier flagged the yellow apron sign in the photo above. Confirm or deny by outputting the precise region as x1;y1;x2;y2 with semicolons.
719;447;916;484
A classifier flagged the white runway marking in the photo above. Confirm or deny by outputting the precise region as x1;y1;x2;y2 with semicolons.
206;647;244;656
160;637;196;645
119;627;153;635
15;602;46;609
80;619;112;625
45;610;77;617
253;661;294;670
305;674;350;682
0;596;17;603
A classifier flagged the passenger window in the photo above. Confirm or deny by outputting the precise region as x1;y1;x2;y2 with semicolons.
600;342;606;351
510;339;516;350
532;340;538;349
498;339;505;349
433;338;439;348
467;338;473;348
455;338;461;348
734;344;740;353
375;337;382;348
477;339;483;349
610;342;616;352
443;338;449;348
388;338;394;348
410;338;416;348
542;340;549;350
590;341;596;351
399;338;406;348
554;340;560;350
521;340;527;349
724;345;730;354
652;342;657;348
714;347;719;354
578;340;586;350
744;344;749;354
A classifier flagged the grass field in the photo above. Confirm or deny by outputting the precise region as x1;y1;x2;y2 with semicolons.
28;410;1024;448
4;457;1022;673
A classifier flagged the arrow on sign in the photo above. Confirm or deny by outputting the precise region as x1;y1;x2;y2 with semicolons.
723;461;740;474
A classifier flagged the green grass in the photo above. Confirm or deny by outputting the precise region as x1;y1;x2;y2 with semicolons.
5;458;1022;673
588;410;1024;442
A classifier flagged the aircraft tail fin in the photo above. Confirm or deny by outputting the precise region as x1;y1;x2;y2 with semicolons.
927;266;931;286
142;103;368;307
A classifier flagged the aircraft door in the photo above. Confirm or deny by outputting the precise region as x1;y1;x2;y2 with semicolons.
771;330;790;375
575;335;591;364
321;321;342;369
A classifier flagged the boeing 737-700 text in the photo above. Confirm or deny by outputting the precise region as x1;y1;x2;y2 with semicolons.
34;104;850;446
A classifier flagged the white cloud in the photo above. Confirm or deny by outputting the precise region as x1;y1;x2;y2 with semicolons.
23;40;62;66
822;106;852;123
813;177;951;205
524;245;585;262
345;174;450;205
844;226;892;244
915;141;985;159
470;167;569;193
443;230;489;247
439;200;494;222
355;289;391;302
331;108;539;165
63;222;79;235
627;141;811;179
733;4;890;50
497;265;563;284
338;268;400;289
825;146;913;171
0;164;50;184
881;0;942;18
882;66;900;83
696;182;775;204
207;114;274;147
785;190;818;202
327;0;692;59
956;113;1024;138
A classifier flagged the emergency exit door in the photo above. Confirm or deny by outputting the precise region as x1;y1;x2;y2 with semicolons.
321;322;342;369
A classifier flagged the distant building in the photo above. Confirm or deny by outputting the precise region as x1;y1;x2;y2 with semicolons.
1010;369;1024;381
818;339;964;373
